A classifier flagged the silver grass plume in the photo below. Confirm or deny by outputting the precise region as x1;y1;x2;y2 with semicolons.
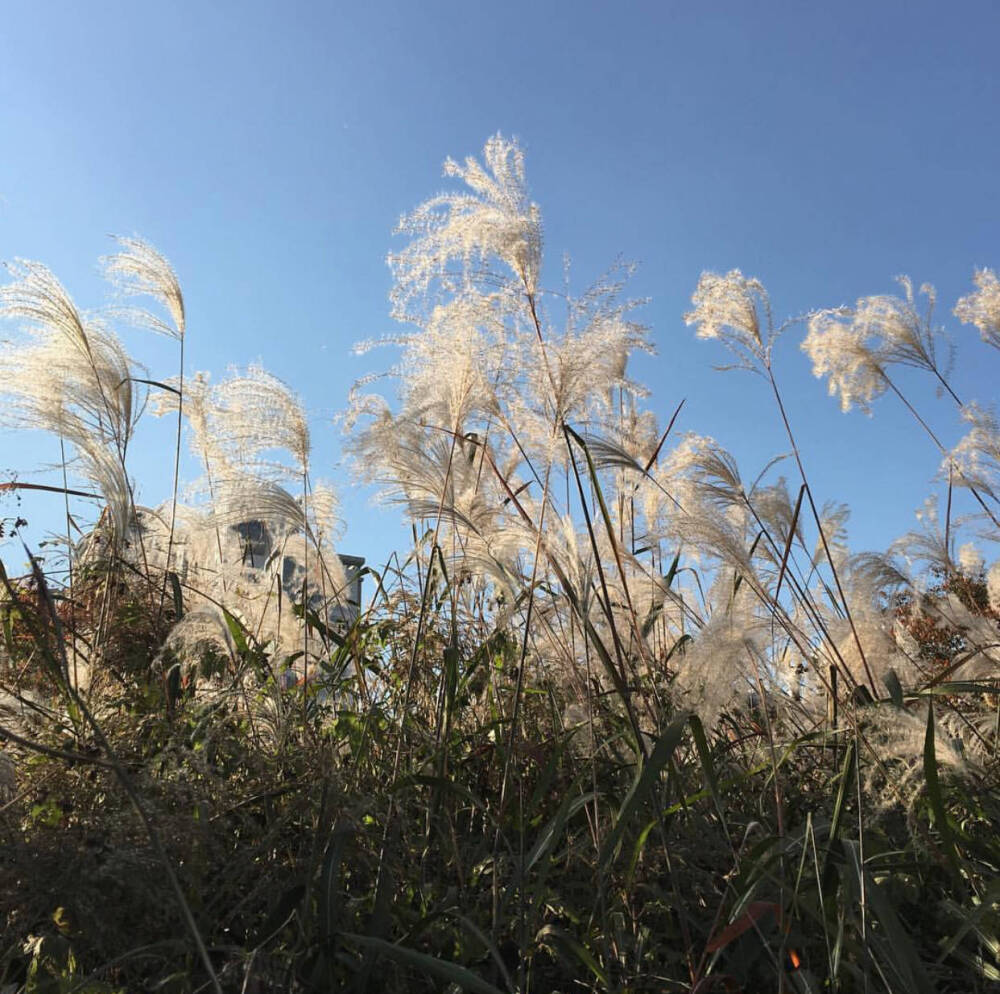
685;270;774;373
803;277;953;413
0;261;141;551
918;592;1000;682
102;236;185;340
389;133;542;313
211;475;308;536
520;294;652;433
853;277;949;375
155;367;311;482
945;402;1000;502
668;587;780;730
159;608;235;670
103;238;189;604
814;578;924;691
306;482;342;562
353;291;511;434
955;268;1000;351
352;136;655;561
0;263;138;447
801;308;887;414
0;329;136;445
74;433;135;544
152;372;217;467
211;365;310;478
810;500;851;571
890;497;954;578
862;704;971;816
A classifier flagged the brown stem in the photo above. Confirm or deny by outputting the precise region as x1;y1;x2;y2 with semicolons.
767;366;879;695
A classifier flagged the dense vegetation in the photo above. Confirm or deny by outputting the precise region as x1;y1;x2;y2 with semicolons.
1;137;999;993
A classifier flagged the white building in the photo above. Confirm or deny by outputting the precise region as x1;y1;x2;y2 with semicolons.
231;519;364;631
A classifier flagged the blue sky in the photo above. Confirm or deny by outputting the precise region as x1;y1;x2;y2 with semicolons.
1;0;998;573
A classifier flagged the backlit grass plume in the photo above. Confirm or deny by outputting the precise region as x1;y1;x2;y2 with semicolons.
955;267;1000;351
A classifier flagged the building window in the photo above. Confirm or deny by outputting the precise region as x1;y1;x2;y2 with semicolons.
232;520;270;568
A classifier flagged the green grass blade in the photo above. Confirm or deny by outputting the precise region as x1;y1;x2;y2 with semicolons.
884;668;904;708
167;570;184;620
535;925;609;987
599;711;689;874
342;934;509;994
924;699;961;876
843;841;937;994
526;788;596;872
821;740;855;896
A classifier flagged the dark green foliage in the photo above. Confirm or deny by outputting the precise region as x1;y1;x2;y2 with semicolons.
1;577;998;994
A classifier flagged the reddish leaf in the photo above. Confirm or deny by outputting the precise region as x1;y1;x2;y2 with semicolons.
706;901;781;952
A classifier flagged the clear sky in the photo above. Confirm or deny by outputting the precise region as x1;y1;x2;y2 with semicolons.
1;0;998;573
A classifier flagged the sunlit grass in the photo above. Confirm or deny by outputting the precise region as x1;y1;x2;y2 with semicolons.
0;136;998;993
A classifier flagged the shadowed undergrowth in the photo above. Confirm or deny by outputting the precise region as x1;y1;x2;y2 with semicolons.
2;580;998;993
